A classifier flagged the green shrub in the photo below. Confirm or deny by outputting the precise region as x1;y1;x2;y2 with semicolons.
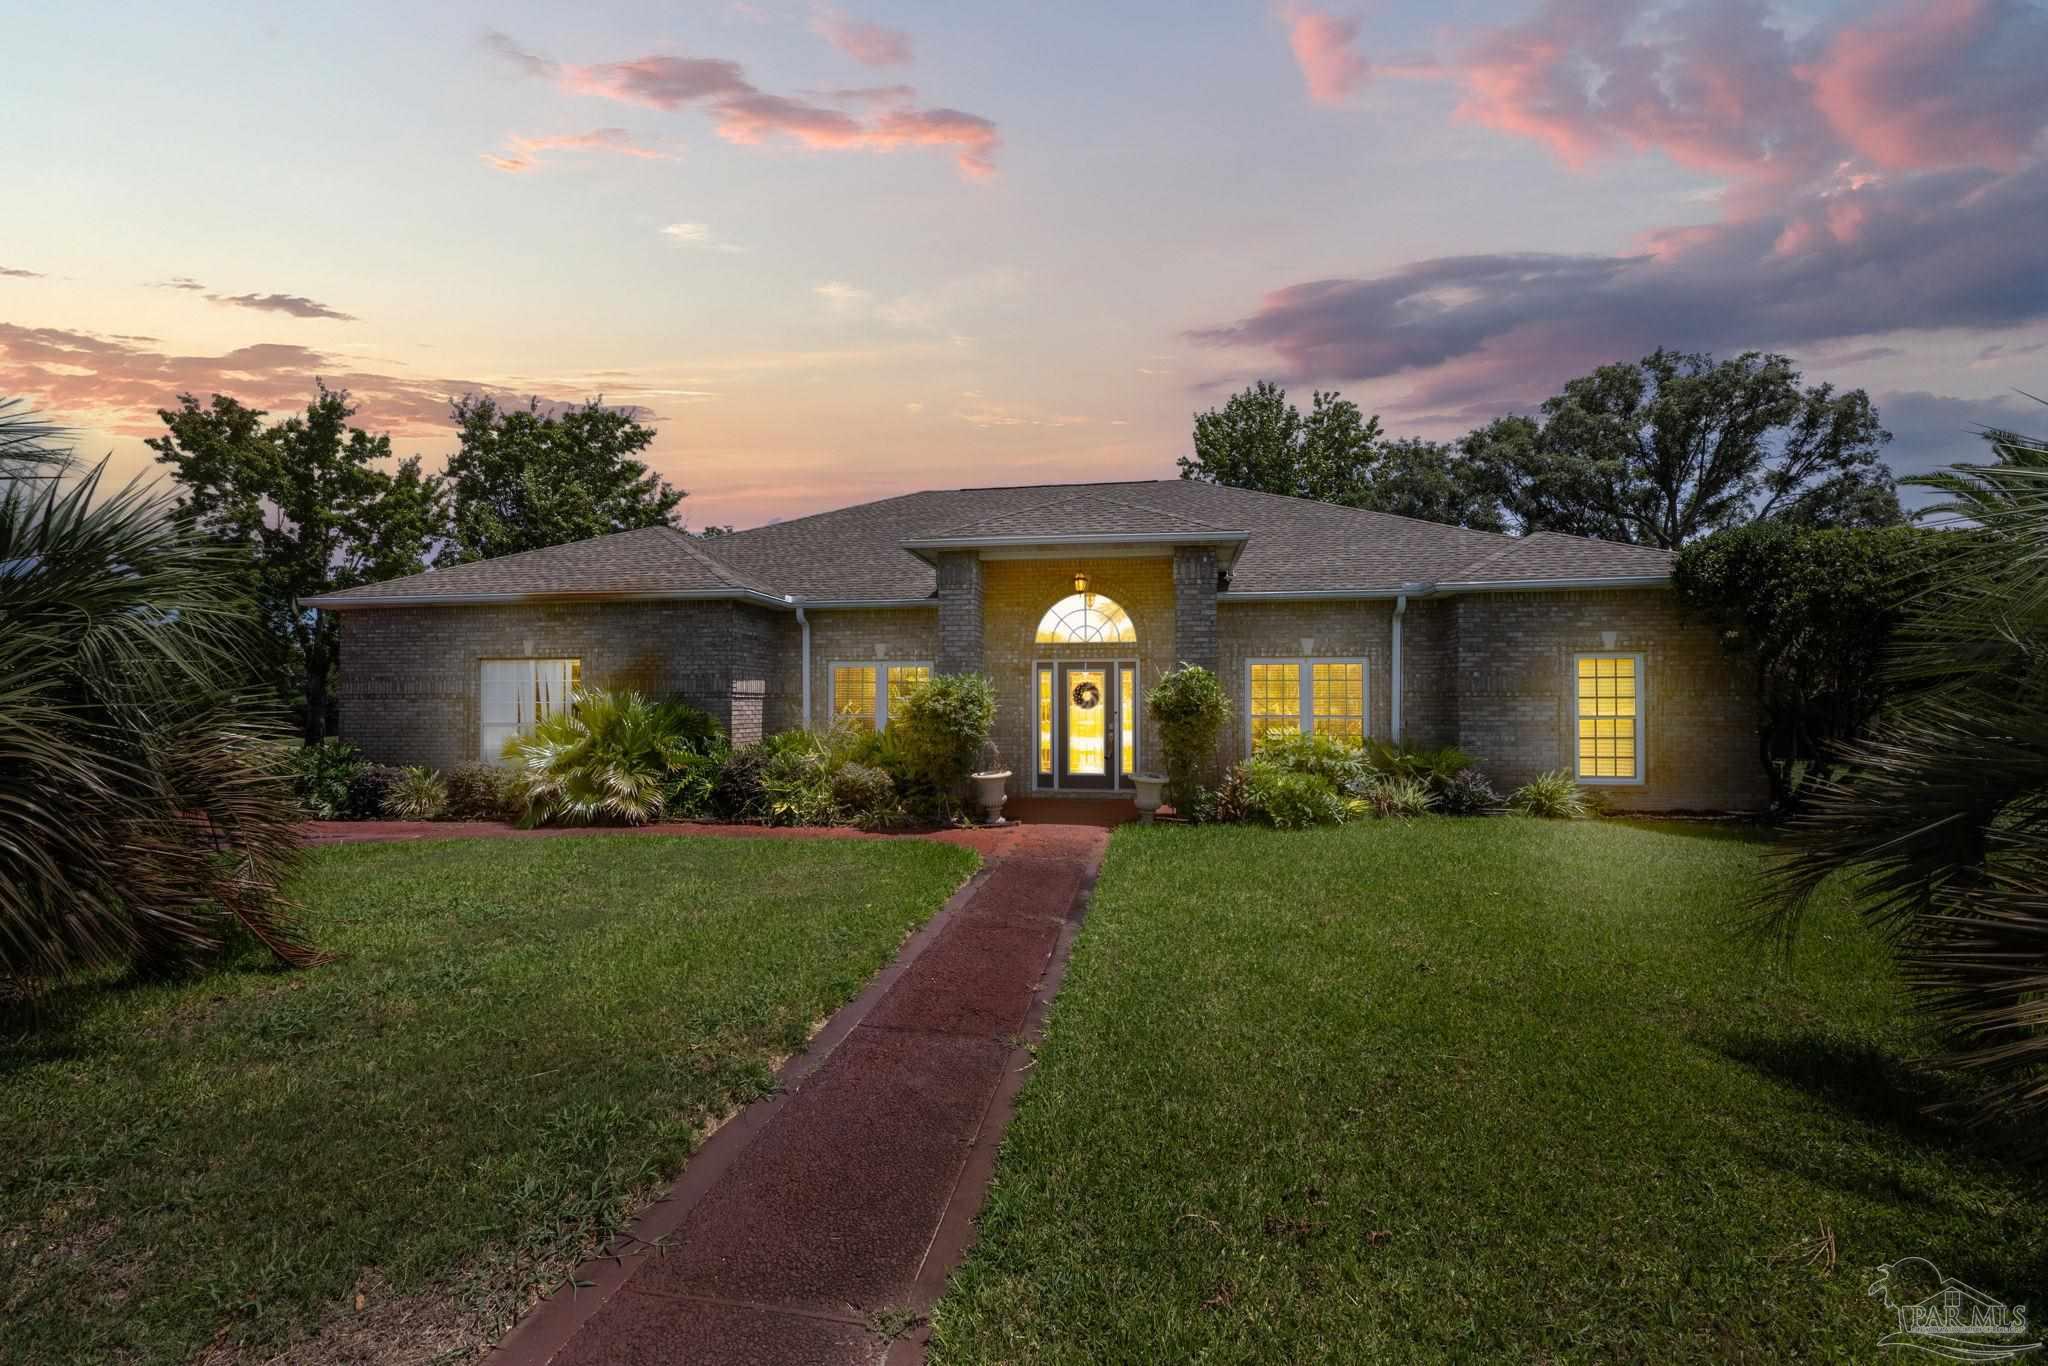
1363;740;1475;788
654;696;727;756
1354;774;1438;819
1191;767;1256;825
443;763;523;822
1241;760;1347;829
1509;769;1590;819
894;673;996;805
759;738;838;828
712;745;775;822
1436;767;1503;815
663;750;721;820
503;690;716;826
345;764;407;820
1252;730;1371;787
1149;665;1228;808
289;738;366;819
831;761;905;830
383;766;448;820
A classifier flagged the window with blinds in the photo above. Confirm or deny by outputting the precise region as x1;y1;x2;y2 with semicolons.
832;661;932;731
1247;658;1367;753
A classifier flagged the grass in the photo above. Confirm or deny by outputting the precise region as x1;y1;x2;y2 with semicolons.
1;833;976;1365
931;818;2048;1363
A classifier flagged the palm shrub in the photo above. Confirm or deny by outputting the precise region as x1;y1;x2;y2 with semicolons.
384;766;448;820
1149;665;1228;808
0;403;319;981
1508;770;1590;819
1767;424;2048;1117
503;690;719;826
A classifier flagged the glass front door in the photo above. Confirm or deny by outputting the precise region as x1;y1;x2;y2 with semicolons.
1056;663;1115;789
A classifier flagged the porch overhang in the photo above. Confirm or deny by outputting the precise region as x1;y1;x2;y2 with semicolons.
899;530;1251;572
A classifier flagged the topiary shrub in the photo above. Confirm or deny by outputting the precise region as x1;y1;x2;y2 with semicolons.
442;763;523;822
893;673;996;817
1148;665;1228;809
1508;769;1590;819
289;738;366;819
1435;767;1503;815
383;766;447;820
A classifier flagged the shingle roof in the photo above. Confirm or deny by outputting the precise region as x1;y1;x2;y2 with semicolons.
305;525;784;605
309;479;1673;607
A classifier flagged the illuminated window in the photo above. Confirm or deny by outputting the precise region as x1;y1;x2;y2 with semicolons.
1037;666;1054;777
1119;664;1136;777
1247;658;1368;754
1574;654;1644;783
831;661;932;731
1035;592;1137;644
481;658;581;763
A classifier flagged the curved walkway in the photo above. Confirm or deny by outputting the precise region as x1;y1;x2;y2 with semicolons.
312;819;1107;1364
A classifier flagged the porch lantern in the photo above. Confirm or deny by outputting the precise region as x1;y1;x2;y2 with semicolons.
1073;572;1088;595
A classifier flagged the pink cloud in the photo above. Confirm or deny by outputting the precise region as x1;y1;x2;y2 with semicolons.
1802;0;2048;172
813;10;914;68
1283;5;1370;105
482;128;673;174
487;30;997;179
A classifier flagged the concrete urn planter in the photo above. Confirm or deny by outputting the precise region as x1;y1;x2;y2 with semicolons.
970;770;1012;825
1132;772;1169;823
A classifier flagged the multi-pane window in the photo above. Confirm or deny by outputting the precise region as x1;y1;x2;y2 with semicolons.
1247;658;1368;753
480;658;581;763
831;661;932;731
1574;654;1644;782
1035;592;1137;644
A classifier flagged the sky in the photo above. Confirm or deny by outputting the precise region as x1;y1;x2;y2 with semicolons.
5;0;2047;530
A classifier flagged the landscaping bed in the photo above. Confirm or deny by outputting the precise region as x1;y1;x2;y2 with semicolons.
1;834;976;1365
930;818;2048;1362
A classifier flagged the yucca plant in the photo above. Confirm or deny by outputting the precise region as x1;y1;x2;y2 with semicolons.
384;766;448;820
1508;769;1590;819
1767;423;2048;1119
503;689;711;826
0;402;319;984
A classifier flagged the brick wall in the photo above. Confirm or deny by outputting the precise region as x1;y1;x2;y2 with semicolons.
1172;547;1219;671
802;607;940;728
1217;600;1396;761
335;600;797;770
981;557;1176;796
1450;587;1766;811
935;552;984;674
1399;596;1460;750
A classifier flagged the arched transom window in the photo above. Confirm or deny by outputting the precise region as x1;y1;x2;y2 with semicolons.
1035;592;1137;644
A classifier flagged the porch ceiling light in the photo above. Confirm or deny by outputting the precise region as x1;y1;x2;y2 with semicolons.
1073;572;1088;594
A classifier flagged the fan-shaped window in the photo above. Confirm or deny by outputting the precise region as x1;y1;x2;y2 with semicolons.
1035;592;1137;644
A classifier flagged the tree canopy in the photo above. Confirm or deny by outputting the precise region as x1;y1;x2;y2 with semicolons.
444;396;683;564
1462;349;1901;548
149;385;445;742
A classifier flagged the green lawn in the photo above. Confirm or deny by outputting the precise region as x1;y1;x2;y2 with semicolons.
931;819;2048;1363
1;834;976;1366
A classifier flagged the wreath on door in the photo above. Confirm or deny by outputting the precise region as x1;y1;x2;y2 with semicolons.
1070;680;1101;710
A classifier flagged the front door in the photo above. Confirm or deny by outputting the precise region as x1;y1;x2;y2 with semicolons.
1057;662;1116;790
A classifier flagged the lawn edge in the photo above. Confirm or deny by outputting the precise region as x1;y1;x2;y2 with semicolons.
487;850;993;1366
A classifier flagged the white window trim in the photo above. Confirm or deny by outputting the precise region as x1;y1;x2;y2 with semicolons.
1570;651;1647;786
1031;658;1140;792
827;659;933;730
1244;657;1369;757
478;656;581;765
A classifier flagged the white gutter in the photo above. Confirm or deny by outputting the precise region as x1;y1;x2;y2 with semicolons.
1391;592;1406;745
795;603;812;731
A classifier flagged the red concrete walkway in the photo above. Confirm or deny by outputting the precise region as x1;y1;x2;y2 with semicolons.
377;820;1113;1365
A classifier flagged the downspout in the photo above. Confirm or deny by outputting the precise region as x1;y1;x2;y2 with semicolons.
794;603;812;731
1391;593;1407;746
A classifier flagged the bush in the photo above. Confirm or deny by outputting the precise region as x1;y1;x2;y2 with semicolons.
758;736;838;828
1241;761;1347;829
345;764;407;820
1509;769;1590;819
1435;767;1503;815
443;763;523;822
289;738;366;819
1354;774;1438;819
712;745;775;822
1251;730;1370;787
503;690;723;826
1149;666;1228;808
1363;740;1475;789
832;761;905;830
383;766;447;820
894;674;996;801
1191;767;1256;825
663;750;721;820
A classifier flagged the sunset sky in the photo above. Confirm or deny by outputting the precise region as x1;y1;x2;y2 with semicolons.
7;0;2048;529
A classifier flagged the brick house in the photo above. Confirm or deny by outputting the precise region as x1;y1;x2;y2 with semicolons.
308;480;1768;811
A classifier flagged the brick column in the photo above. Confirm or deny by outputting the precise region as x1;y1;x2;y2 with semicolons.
936;551;985;674
1172;546;1219;672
